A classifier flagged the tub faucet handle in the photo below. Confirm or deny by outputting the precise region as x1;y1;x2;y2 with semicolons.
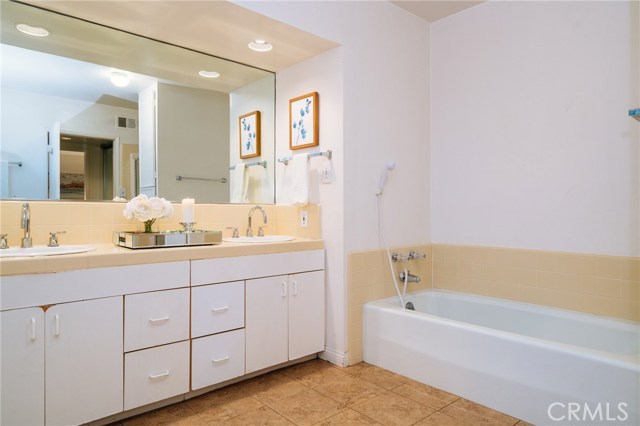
408;250;426;260
392;252;408;263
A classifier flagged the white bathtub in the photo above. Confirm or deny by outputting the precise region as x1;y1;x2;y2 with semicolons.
363;289;639;426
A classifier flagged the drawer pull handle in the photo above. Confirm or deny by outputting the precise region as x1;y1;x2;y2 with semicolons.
30;318;37;341
211;356;229;364
149;316;170;323
281;281;287;297
149;370;170;380
291;280;298;296
210;306;229;313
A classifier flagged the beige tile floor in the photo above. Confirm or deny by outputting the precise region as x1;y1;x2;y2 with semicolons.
113;359;534;426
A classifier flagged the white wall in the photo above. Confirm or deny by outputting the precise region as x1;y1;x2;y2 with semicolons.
431;1;640;257
230;76;275;204
0;87;137;199
274;47;345;362
238;0;430;364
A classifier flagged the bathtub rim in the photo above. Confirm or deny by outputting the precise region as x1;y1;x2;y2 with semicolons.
365;288;640;370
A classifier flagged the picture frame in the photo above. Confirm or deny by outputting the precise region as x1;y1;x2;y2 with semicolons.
289;92;319;150
239;110;261;159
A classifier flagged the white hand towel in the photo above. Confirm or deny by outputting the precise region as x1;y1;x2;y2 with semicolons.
231;163;247;203
290;153;309;205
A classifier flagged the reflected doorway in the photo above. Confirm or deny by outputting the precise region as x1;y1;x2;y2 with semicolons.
60;134;114;200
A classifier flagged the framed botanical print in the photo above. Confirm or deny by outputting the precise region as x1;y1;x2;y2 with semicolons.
289;92;318;150
239;110;261;159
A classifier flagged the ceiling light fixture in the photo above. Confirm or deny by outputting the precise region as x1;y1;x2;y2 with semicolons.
110;71;130;88
198;70;220;78
16;23;49;37
248;40;272;52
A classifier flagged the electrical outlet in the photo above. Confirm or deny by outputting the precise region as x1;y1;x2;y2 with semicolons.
300;210;309;228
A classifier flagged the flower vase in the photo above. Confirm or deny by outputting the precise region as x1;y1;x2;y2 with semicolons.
142;219;156;233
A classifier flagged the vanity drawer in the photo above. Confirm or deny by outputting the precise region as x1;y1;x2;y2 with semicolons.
124;341;189;410
124;288;189;352
191;281;244;338
191;329;245;390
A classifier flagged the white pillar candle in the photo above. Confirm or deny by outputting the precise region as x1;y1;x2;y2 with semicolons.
182;198;195;223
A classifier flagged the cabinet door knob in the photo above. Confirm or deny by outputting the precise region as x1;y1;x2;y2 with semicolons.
281;281;287;297
210;306;229;313
148;316;170;323
148;370;170;380
211;355;230;364
291;280;298;296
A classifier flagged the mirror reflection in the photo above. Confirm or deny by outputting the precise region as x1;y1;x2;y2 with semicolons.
0;1;275;203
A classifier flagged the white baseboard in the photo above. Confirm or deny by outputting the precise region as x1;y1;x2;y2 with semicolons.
319;347;349;367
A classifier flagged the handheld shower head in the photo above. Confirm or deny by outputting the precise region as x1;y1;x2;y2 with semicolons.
376;161;396;196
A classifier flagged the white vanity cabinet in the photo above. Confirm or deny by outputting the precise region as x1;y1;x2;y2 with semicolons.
191;249;325;377
0;261;189;426
245;271;325;373
0;297;123;426
1;248;324;425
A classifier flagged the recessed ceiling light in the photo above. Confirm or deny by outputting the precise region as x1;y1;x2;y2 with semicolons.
248;40;272;52
16;23;49;37
110;71;130;88
198;70;220;78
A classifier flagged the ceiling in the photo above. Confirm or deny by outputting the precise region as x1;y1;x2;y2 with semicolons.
19;0;339;73
391;1;485;22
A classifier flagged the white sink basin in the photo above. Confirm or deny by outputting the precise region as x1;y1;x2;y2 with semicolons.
0;245;96;258
223;235;295;243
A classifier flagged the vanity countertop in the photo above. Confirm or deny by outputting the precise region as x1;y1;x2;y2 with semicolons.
0;238;324;276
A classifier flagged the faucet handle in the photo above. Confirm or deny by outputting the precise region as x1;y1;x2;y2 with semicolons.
0;234;8;249
226;227;239;238
257;226;267;237
48;231;66;247
408;250;426;260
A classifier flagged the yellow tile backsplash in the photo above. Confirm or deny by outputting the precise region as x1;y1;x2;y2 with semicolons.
431;243;639;322
348;243;639;365
0;200;321;247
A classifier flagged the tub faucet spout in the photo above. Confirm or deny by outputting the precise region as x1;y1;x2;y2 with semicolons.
20;202;32;248
399;270;421;283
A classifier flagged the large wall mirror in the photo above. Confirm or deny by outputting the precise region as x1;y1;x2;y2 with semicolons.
0;1;275;204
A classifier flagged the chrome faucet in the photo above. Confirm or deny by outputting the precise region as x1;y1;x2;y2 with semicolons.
399;270;421;283
247;205;267;237
20;203;32;248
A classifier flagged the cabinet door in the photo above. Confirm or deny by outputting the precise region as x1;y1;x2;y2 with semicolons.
1;308;45;426
288;271;325;360
46;297;123;426
245;276;288;373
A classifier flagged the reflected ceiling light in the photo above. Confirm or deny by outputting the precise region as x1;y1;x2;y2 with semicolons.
16;23;49;37
248;40;272;52
198;70;220;78
110;71;130;87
